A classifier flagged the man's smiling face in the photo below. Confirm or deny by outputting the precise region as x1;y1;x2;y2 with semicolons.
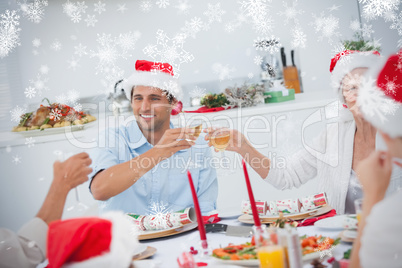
131;85;174;133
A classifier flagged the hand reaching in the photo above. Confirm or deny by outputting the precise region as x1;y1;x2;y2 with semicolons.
203;127;248;153
356;151;393;202
53;152;93;192
154;128;196;156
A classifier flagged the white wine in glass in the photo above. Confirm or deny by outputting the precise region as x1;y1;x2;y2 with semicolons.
190;123;203;138
186;121;203;168
210;129;230;151
210;128;231;170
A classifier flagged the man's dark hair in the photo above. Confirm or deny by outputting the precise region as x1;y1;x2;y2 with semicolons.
131;86;176;104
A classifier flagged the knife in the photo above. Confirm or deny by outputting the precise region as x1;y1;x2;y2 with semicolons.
205;224;253;237
280;47;287;67
291;50;295;66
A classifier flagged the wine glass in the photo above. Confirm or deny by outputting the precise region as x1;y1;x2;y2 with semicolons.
209;126;231;170
54;150;89;214
186;119;203;169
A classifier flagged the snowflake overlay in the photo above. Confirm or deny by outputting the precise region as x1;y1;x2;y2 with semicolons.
147;201;172;227
10;105;27;123
19;0;48;23
94;1;106;14
311;12;340;43
254;55;263;65
313;237;338;259
189;86;206;98
0;10;21;58
212;62;236;81
390;11;402;36
12;155;22;165
291;26;307;49
24;86;37;99
25;137;36;148
253;36;281;54
156;0;170;9
143;29;194;78
279;1;304;25
62;1;88;23
359;0;400;20
357;77;400;122
204;2;226;24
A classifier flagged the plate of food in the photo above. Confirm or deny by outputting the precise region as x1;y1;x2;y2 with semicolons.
137;222;198;240
300;235;341;261
212;242;259;267
12;98;96;136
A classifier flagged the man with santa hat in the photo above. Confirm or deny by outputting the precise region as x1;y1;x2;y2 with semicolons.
89;60;218;215
350;50;402;267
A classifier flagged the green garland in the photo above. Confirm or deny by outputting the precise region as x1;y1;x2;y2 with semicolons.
200;93;229;108
342;31;381;52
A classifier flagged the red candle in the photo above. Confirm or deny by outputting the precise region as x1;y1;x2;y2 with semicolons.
187;170;208;248
242;159;261;227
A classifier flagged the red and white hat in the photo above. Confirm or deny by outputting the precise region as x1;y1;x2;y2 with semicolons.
47;212;139;268
358;50;402;138
122;60;183;102
330;50;381;102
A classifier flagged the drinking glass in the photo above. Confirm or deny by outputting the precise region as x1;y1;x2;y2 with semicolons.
253;226;286;268
55;150;89;213
354;198;363;223
209;127;231;170
186;119;203;169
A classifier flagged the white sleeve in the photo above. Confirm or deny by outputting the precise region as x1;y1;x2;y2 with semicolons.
360;192;402;268
264;130;325;190
0;217;48;268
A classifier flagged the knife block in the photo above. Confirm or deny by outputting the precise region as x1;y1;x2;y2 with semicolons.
283;66;301;94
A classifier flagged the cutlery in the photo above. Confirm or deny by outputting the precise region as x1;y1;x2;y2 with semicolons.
205;223;253;237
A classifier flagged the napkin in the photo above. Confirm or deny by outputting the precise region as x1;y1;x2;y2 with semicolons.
184;106;228;113
202;213;220;224
297;209;337;227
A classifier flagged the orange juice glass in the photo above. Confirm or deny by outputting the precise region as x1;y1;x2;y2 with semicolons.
258;245;286;268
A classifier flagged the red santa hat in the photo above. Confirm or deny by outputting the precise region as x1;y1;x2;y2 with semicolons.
330;50;381;103
47;212;139;268
358;50;402;138
122;60;183;102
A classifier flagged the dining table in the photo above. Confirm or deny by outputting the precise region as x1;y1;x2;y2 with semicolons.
132;216;353;268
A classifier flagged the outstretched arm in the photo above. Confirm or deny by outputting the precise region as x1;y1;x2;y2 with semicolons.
204;128;270;179
91;128;196;201
350;151;392;268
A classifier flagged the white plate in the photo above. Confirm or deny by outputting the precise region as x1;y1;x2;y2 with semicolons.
344;230;358;239
302;251;321;262
138;222;198;240
14;121;96;137
212;257;259;267
218;210;242;219
132;244;147;257
314;215;348;230
132;260;162;268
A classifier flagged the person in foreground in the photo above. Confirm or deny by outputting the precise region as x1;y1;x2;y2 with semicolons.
90;60;218;215
0;152;92;268
206;50;402;214
350;50;402;268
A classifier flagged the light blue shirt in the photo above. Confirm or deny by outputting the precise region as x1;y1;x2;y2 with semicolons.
89;120;218;215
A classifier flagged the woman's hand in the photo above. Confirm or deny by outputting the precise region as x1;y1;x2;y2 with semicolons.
203;127;249;153
356;150;393;202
